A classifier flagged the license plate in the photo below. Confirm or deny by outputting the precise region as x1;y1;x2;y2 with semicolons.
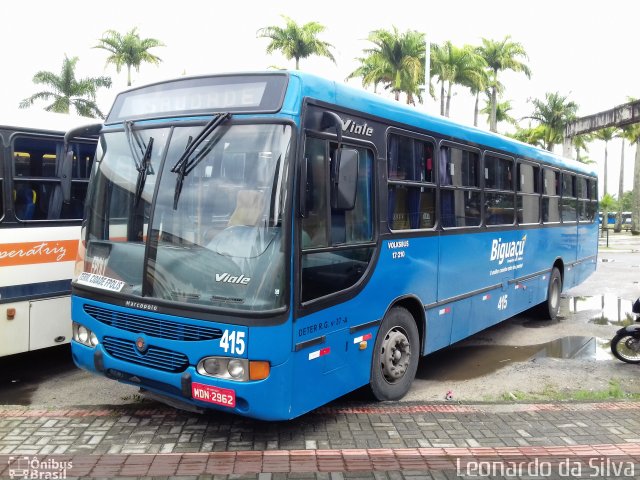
191;382;236;408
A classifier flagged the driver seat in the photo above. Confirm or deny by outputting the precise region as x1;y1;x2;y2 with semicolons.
228;189;265;227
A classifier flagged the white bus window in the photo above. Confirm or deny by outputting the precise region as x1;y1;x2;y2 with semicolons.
12;137;95;221
0;176;4;221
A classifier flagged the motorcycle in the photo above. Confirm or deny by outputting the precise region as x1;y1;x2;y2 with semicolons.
611;298;640;363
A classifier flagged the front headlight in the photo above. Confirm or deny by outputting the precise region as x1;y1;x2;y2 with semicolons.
196;356;271;381
227;359;245;379
73;322;99;348
77;326;89;344
197;357;254;381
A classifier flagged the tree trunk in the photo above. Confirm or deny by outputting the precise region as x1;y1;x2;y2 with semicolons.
445;82;452;117
473;92;479;127
632;140;640;235
127;65;132;87
490;83;497;133
614;139;624;232
439;81;445;116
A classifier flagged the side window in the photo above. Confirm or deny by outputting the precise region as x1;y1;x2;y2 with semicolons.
12;137;95;221
440;145;480;227
561;173;577;223
517;162;540;224
0;154;3;222
542;168;560;223
387;134;435;230
577;177;597;222
301;136;375;303
484;153;514;226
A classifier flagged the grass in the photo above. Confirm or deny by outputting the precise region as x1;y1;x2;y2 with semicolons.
500;379;640;402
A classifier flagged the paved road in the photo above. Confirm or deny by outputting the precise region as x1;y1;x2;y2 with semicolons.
1;232;640;479
0;401;639;478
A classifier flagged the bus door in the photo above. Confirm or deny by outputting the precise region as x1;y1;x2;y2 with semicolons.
293;131;376;412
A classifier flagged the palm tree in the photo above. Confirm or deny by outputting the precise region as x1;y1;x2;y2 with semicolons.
430;42;448;115
347;54;387;93
509;125;546;148
481;99;518;131
613;131;632;232
525;92;578;151
593;127;618;197
347;27;425;105
623;123;640;234
431;42;486;117
19;55;111;118
573;134;594;164
95;28;164;86
477;36;531;132
257;15;335;70
460;54;490;127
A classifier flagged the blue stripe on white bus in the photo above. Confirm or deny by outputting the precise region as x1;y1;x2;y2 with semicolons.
0;279;72;303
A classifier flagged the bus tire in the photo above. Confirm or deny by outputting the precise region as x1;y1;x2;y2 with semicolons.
537;267;562;320
370;306;419;401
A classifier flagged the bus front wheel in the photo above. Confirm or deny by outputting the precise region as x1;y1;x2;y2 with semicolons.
370;306;419;401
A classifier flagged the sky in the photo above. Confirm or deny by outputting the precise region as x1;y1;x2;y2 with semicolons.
2;0;638;197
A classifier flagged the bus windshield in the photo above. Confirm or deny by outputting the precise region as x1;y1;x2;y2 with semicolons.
81;122;292;312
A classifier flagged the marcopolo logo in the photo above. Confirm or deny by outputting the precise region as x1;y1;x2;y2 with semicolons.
490;235;527;265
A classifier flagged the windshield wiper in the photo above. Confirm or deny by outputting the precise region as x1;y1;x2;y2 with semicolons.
124;120;146;165
124;120;155;207
134;137;154;207
171;112;231;209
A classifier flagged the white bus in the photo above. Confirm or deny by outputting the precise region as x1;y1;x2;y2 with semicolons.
0;110;97;356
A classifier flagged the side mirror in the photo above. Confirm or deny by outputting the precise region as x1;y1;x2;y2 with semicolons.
331;148;358;210
321;111;343;146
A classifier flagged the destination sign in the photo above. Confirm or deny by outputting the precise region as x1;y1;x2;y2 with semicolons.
107;74;288;123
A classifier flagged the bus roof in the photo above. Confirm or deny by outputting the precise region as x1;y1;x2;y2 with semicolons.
104;70;597;177
287;71;597;177
0;109;98;134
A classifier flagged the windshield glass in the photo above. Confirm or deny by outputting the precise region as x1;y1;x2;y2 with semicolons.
81;122;292;312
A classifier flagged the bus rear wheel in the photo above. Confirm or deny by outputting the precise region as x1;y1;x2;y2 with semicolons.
536;267;562;320
370;306;419;401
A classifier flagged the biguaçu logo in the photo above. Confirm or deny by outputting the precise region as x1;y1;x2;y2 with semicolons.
490;235;527;265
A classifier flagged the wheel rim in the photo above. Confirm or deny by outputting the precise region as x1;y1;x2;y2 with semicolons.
549;277;560;311
616;335;640;362
380;327;411;384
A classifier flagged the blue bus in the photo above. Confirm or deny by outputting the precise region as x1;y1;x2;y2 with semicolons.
599;211;630;228
70;72;598;420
